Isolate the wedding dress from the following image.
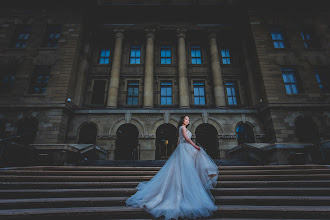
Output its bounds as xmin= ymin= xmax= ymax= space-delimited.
xmin=126 ymin=126 xmax=219 ymax=220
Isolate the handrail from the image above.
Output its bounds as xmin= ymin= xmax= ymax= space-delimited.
xmin=132 ymin=144 xmax=140 ymax=167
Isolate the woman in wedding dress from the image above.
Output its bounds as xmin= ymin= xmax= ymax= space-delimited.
xmin=126 ymin=115 xmax=219 ymax=220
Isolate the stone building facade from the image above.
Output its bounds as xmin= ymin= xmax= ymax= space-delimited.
xmin=0 ymin=0 xmax=329 ymax=163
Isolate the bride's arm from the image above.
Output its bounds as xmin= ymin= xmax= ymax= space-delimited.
xmin=181 ymin=126 xmax=200 ymax=151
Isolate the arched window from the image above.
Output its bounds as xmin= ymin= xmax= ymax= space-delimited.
xmin=78 ymin=123 xmax=97 ymax=144
xmin=236 ymin=123 xmax=255 ymax=145
xmin=295 ymin=116 xmax=318 ymax=142
xmin=16 ymin=117 xmax=39 ymax=145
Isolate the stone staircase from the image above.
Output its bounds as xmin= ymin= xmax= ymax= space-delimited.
xmin=0 ymin=164 xmax=330 ymax=219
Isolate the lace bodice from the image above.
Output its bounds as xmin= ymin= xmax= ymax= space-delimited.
xmin=179 ymin=126 xmax=192 ymax=143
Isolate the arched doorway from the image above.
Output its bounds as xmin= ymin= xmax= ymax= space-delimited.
xmin=156 ymin=123 xmax=178 ymax=160
xmin=78 ymin=123 xmax=97 ymax=144
xmin=195 ymin=123 xmax=219 ymax=159
xmin=16 ymin=116 xmax=39 ymax=145
xmin=236 ymin=123 xmax=255 ymax=145
xmin=295 ymin=116 xmax=319 ymax=142
xmin=115 ymin=123 xmax=139 ymax=160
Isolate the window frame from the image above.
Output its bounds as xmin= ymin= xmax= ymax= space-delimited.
xmin=220 ymin=49 xmax=231 ymax=65
xmin=271 ymin=28 xmax=286 ymax=49
xmin=160 ymin=46 xmax=172 ymax=65
xmin=225 ymin=81 xmax=240 ymax=106
xmin=190 ymin=46 xmax=203 ymax=64
xmin=129 ymin=45 xmax=141 ymax=64
xmin=193 ymin=80 xmax=206 ymax=106
xmin=28 ymin=65 xmax=51 ymax=95
xmin=91 ymin=79 xmax=107 ymax=106
xmin=314 ymin=68 xmax=330 ymax=93
xmin=160 ymin=80 xmax=173 ymax=106
xmin=126 ymin=81 xmax=139 ymax=106
xmin=98 ymin=49 xmax=111 ymax=65
xmin=42 ymin=24 xmax=61 ymax=48
xmin=13 ymin=25 xmax=31 ymax=48
xmin=281 ymin=68 xmax=300 ymax=95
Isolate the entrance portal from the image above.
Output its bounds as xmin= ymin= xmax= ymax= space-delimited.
xmin=156 ymin=124 xmax=178 ymax=160
xmin=115 ymin=123 xmax=139 ymax=160
xmin=195 ymin=123 xmax=219 ymax=159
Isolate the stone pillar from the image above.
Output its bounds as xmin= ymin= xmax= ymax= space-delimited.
xmin=209 ymin=33 xmax=226 ymax=107
xmin=107 ymin=29 xmax=124 ymax=108
xmin=177 ymin=28 xmax=190 ymax=108
xmin=143 ymin=29 xmax=155 ymax=108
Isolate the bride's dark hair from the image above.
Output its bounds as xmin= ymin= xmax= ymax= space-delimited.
xmin=178 ymin=115 xmax=189 ymax=130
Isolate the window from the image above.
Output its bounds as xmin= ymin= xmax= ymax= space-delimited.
xmin=226 ymin=82 xmax=239 ymax=105
xmin=281 ymin=68 xmax=299 ymax=94
xmin=0 ymin=73 xmax=15 ymax=93
xmin=127 ymin=81 xmax=139 ymax=105
xmin=191 ymin=46 xmax=202 ymax=64
xmin=236 ymin=123 xmax=255 ymax=145
xmin=315 ymin=69 xmax=329 ymax=93
xmin=221 ymin=49 xmax=231 ymax=64
xmin=130 ymin=46 xmax=141 ymax=64
xmin=13 ymin=26 xmax=31 ymax=48
xmin=301 ymin=31 xmax=312 ymax=48
xmin=193 ymin=81 xmax=206 ymax=105
xmin=160 ymin=81 xmax=172 ymax=105
xmin=271 ymin=29 xmax=285 ymax=48
xmin=43 ymin=25 xmax=61 ymax=47
xmin=28 ymin=66 xmax=51 ymax=94
xmin=160 ymin=46 xmax=171 ymax=64
xmin=99 ymin=49 xmax=110 ymax=64
xmin=91 ymin=80 xmax=106 ymax=105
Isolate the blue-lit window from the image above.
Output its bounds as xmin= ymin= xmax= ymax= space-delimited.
xmin=130 ymin=46 xmax=141 ymax=64
xmin=226 ymin=82 xmax=239 ymax=105
xmin=236 ymin=123 xmax=255 ymax=145
xmin=282 ymin=68 xmax=298 ymax=94
xmin=161 ymin=46 xmax=171 ymax=64
xmin=43 ymin=25 xmax=61 ymax=47
xmin=221 ymin=49 xmax=231 ymax=64
xmin=315 ymin=69 xmax=329 ymax=93
xmin=14 ymin=26 xmax=31 ymax=48
xmin=29 ymin=66 xmax=51 ymax=94
xmin=99 ymin=49 xmax=110 ymax=64
xmin=127 ymin=81 xmax=139 ymax=105
xmin=193 ymin=81 xmax=206 ymax=105
xmin=160 ymin=81 xmax=172 ymax=105
xmin=301 ymin=31 xmax=312 ymax=48
xmin=271 ymin=29 xmax=285 ymax=48
xmin=191 ymin=46 xmax=202 ymax=64
xmin=0 ymin=74 xmax=15 ymax=93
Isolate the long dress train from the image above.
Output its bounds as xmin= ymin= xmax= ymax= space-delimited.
xmin=126 ymin=126 xmax=219 ymax=220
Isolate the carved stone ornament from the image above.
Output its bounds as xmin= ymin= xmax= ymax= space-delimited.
xmin=145 ymin=28 xmax=156 ymax=39
xmin=138 ymin=134 xmax=156 ymax=139
xmin=114 ymin=29 xmax=125 ymax=39
xmin=218 ymin=135 xmax=236 ymax=139
xmin=176 ymin=27 xmax=187 ymax=38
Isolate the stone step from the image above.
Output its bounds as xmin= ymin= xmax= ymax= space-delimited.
xmin=1 ymin=187 xmax=330 ymax=199
xmin=1 ymin=180 xmax=330 ymax=189
xmin=1 ymin=168 xmax=329 ymax=176
xmin=0 ymin=205 xmax=330 ymax=219
xmin=1 ymin=196 xmax=330 ymax=209
xmin=4 ymin=164 xmax=329 ymax=171
xmin=1 ymin=174 xmax=330 ymax=182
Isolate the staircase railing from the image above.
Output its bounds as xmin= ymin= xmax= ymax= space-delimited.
xmin=0 ymin=135 xmax=21 ymax=161
xmin=132 ymin=144 xmax=140 ymax=167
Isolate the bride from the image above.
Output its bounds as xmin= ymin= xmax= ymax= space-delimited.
xmin=126 ymin=115 xmax=219 ymax=219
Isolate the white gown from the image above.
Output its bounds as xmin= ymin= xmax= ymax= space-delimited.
xmin=126 ymin=126 xmax=219 ymax=220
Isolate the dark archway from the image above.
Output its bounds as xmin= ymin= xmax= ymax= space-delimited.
xmin=16 ymin=116 xmax=39 ymax=145
xmin=156 ymin=123 xmax=178 ymax=160
xmin=236 ymin=123 xmax=255 ymax=145
xmin=78 ymin=123 xmax=97 ymax=144
xmin=196 ymin=123 xmax=219 ymax=159
xmin=295 ymin=116 xmax=319 ymax=142
xmin=115 ymin=123 xmax=139 ymax=160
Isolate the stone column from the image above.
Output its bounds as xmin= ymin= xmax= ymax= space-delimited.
xmin=177 ymin=28 xmax=190 ymax=108
xmin=143 ymin=29 xmax=155 ymax=108
xmin=209 ymin=33 xmax=226 ymax=107
xmin=107 ymin=29 xmax=124 ymax=108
